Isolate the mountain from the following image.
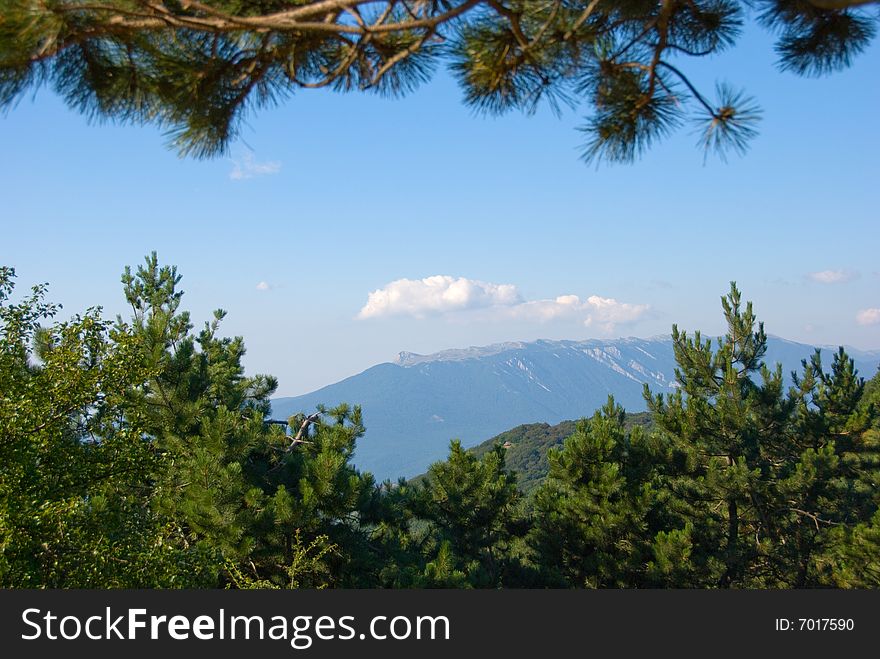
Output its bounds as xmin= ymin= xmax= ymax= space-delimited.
xmin=419 ymin=412 xmax=653 ymax=496
xmin=271 ymin=337 xmax=880 ymax=481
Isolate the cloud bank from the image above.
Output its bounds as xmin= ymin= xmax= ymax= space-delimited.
xmin=807 ymin=269 xmax=859 ymax=284
xmin=358 ymin=275 xmax=521 ymax=319
xmin=856 ymin=308 xmax=880 ymax=326
xmin=508 ymin=294 xmax=650 ymax=332
xmin=358 ymin=276 xmax=649 ymax=332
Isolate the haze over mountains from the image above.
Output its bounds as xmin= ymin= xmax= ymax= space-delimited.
xmin=271 ymin=337 xmax=880 ymax=481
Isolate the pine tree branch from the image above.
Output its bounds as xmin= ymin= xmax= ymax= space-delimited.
xmin=657 ymin=61 xmax=716 ymax=116
xmin=5 ymin=1 xmax=875 ymax=161
xmin=564 ymin=0 xmax=602 ymax=41
xmin=805 ymin=0 xmax=879 ymax=8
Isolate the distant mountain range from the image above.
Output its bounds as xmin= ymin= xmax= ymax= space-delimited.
xmin=271 ymin=337 xmax=880 ymax=481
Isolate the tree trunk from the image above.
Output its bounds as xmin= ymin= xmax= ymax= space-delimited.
xmin=719 ymin=497 xmax=739 ymax=588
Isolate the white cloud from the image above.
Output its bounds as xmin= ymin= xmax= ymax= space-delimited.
xmin=256 ymin=281 xmax=271 ymax=291
xmin=807 ymin=269 xmax=859 ymax=284
xmin=584 ymin=295 xmax=650 ymax=330
xmin=357 ymin=275 xmax=650 ymax=332
xmin=229 ymin=152 xmax=281 ymax=180
xmin=508 ymin=294 xmax=649 ymax=332
xmin=358 ymin=275 xmax=521 ymax=319
xmin=856 ymin=308 xmax=880 ymax=326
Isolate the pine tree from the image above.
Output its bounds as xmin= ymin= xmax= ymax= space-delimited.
xmin=244 ymin=403 xmax=392 ymax=587
xmin=811 ymin=365 xmax=880 ymax=586
xmin=118 ymin=253 xmax=390 ymax=588
xmin=646 ymin=282 xmax=879 ymax=587
xmin=119 ymin=253 xmax=277 ymax=571
xmin=411 ymin=440 xmax=523 ymax=587
xmin=1 ymin=2 xmax=875 ymax=161
xmin=530 ymin=397 xmax=665 ymax=587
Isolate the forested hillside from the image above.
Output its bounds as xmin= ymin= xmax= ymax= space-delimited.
xmin=2 ymin=256 xmax=879 ymax=588
xmin=418 ymin=412 xmax=652 ymax=495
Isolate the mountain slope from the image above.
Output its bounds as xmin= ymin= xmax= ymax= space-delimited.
xmin=462 ymin=412 xmax=652 ymax=496
xmin=271 ymin=337 xmax=880 ymax=481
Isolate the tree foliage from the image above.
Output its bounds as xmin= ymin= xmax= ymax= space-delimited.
xmin=115 ymin=253 xmax=392 ymax=588
xmin=410 ymin=440 xmax=525 ymax=586
xmin=1 ymin=256 xmax=387 ymax=588
xmin=1 ymin=260 xmax=877 ymax=588
xmin=1 ymin=1 xmax=876 ymax=161
xmin=531 ymin=399 xmax=664 ymax=587
xmin=0 ymin=265 xmax=212 ymax=586
xmin=643 ymin=283 xmax=879 ymax=587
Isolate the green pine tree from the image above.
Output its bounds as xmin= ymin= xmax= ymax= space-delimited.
xmin=530 ymin=397 xmax=665 ymax=587
xmin=117 ymin=254 xmax=393 ymax=588
xmin=411 ymin=440 xmax=524 ymax=587
xmin=646 ymin=282 xmax=879 ymax=587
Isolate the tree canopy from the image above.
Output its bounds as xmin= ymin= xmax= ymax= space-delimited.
xmin=1 ymin=1 xmax=876 ymax=161
xmin=2 ymin=259 xmax=878 ymax=588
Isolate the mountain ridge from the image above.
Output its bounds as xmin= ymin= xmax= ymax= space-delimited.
xmin=271 ymin=336 xmax=880 ymax=481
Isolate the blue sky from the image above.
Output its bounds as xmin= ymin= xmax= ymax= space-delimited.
xmin=1 ymin=20 xmax=878 ymax=396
